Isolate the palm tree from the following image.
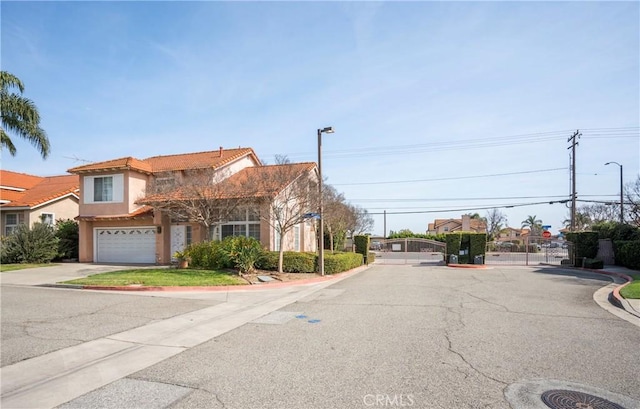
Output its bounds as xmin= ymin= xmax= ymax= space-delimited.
xmin=521 ymin=215 xmax=542 ymax=235
xmin=1 ymin=71 xmax=50 ymax=159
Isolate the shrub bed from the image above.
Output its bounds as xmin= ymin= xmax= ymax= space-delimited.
xmin=613 ymin=240 xmax=640 ymax=270
xmin=256 ymin=252 xmax=317 ymax=273
xmin=324 ymin=252 xmax=363 ymax=274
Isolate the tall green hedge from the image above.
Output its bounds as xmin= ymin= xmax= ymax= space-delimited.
xmin=445 ymin=233 xmax=461 ymax=264
xmin=613 ymin=240 xmax=640 ymax=270
xmin=469 ymin=233 xmax=487 ymax=264
xmin=566 ymin=232 xmax=599 ymax=266
xmin=354 ymin=235 xmax=369 ymax=257
xmin=256 ymin=251 xmax=316 ymax=273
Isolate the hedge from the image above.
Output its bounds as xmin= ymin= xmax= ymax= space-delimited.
xmin=583 ymin=258 xmax=604 ymax=269
xmin=256 ymin=251 xmax=316 ymax=273
xmin=324 ymin=252 xmax=363 ymax=274
xmin=354 ymin=235 xmax=369 ymax=258
xmin=613 ymin=240 xmax=640 ymax=270
xmin=445 ymin=233 xmax=461 ymax=264
xmin=445 ymin=233 xmax=486 ymax=264
xmin=565 ymin=232 xmax=599 ymax=266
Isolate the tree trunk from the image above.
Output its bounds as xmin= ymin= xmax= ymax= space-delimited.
xmin=278 ymin=231 xmax=285 ymax=273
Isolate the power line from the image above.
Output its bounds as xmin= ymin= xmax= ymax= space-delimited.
xmin=350 ymin=194 xmax=618 ymax=203
xmin=332 ymin=167 xmax=567 ymax=186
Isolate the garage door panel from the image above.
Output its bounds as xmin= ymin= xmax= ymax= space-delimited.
xmin=96 ymin=228 xmax=156 ymax=263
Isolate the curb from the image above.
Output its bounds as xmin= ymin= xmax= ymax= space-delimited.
xmin=565 ymin=266 xmax=639 ymax=317
xmin=446 ymin=263 xmax=488 ymax=269
xmin=53 ymin=264 xmax=370 ymax=292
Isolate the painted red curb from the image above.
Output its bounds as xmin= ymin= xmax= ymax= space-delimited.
xmin=80 ymin=265 xmax=367 ymax=292
xmin=578 ymin=267 xmax=634 ymax=307
xmin=446 ymin=263 xmax=488 ymax=269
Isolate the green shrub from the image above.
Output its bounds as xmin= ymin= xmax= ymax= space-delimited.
xmin=219 ymin=236 xmax=264 ymax=272
xmin=613 ymin=240 xmax=640 ymax=270
xmin=446 ymin=233 xmax=461 ymax=264
xmin=366 ymin=252 xmax=376 ymax=264
xmin=354 ymin=235 xmax=369 ymax=257
xmin=324 ymin=252 xmax=363 ymax=274
xmin=592 ymin=222 xmax=640 ymax=241
xmin=469 ymin=233 xmax=487 ymax=261
xmin=186 ymin=241 xmax=222 ymax=270
xmin=1 ymin=223 xmax=59 ymax=264
xmin=256 ymin=251 xmax=317 ymax=273
xmin=566 ymin=232 xmax=599 ymax=266
xmin=583 ymin=258 xmax=604 ymax=269
xmin=55 ymin=219 xmax=79 ymax=260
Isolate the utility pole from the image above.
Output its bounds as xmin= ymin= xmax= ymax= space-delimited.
xmin=567 ymin=130 xmax=581 ymax=231
xmin=383 ymin=210 xmax=387 ymax=238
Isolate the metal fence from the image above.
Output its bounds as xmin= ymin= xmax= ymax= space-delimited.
xmin=373 ymin=238 xmax=446 ymax=265
xmin=485 ymin=236 xmax=572 ymax=266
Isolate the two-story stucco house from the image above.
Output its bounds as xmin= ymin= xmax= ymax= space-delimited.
xmin=0 ymin=170 xmax=79 ymax=235
xmin=68 ymin=147 xmax=319 ymax=264
xmin=426 ymin=214 xmax=487 ymax=235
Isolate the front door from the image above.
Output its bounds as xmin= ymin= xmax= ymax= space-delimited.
xmin=170 ymin=225 xmax=187 ymax=261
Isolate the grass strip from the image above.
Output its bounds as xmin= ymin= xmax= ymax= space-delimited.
xmin=63 ymin=268 xmax=246 ymax=287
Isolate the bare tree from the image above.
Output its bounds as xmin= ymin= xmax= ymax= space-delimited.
xmin=625 ymin=175 xmax=640 ymax=226
xmin=350 ymin=205 xmax=374 ymax=235
xmin=139 ymin=168 xmax=250 ymax=236
xmin=485 ymin=208 xmax=507 ymax=241
xmin=323 ymin=185 xmax=353 ymax=252
xmin=243 ymin=163 xmax=318 ymax=273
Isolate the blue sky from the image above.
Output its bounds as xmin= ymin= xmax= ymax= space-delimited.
xmin=2 ymin=1 xmax=638 ymax=235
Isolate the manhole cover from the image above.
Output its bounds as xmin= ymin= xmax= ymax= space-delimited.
xmin=541 ymin=390 xmax=627 ymax=409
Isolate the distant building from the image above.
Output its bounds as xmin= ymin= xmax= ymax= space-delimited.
xmin=426 ymin=214 xmax=487 ymax=235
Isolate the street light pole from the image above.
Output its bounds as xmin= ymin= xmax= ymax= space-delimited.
xmin=605 ymin=161 xmax=624 ymax=223
xmin=317 ymin=126 xmax=334 ymax=276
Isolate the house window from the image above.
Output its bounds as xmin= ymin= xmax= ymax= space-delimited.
xmin=185 ymin=225 xmax=192 ymax=246
xmin=248 ymin=224 xmax=261 ymax=240
xmin=444 ymin=227 xmax=449 ymax=232
xmin=84 ymin=174 xmax=123 ymax=203
xmin=40 ymin=213 xmax=54 ymax=225
xmin=221 ymin=224 xmax=246 ymax=239
xmin=294 ymin=225 xmax=300 ymax=251
xmin=5 ymin=213 xmax=21 ymax=235
xmin=219 ymin=207 xmax=260 ymax=241
xmin=94 ymin=177 xmax=113 ymax=202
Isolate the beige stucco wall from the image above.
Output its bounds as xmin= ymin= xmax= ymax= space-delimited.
xmin=79 ymin=172 xmax=129 ymax=216
xmin=28 ymin=196 xmax=79 ymax=226
xmin=126 ymin=171 xmax=148 ymax=213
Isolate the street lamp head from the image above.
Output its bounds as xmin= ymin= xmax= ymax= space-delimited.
xmin=605 ymin=161 xmax=621 ymax=167
xmin=319 ymin=126 xmax=334 ymax=134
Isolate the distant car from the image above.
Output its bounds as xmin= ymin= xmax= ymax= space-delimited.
xmin=561 ymin=243 xmax=569 ymax=249
xmin=370 ymin=241 xmax=382 ymax=251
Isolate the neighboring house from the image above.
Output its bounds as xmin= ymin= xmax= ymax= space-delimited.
xmin=68 ymin=147 xmax=319 ymax=264
xmin=497 ymin=227 xmax=529 ymax=241
xmin=426 ymin=214 xmax=487 ymax=235
xmin=0 ymin=170 xmax=79 ymax=236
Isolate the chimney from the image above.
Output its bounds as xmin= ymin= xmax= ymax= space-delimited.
xmin=462 ymin=214 xmax=471 ymax=231
xmin=219 ymin=146 xmax=223 ymax=157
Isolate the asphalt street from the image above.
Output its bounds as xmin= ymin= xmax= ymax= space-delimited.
xmin=2 ymin=263 xmax=639 ymax=409
xmin=124 ymin=265 xmax=639 ymax=409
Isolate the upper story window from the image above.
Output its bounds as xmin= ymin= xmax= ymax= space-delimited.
xmin=84 ymin=174 xmax=124 ymax=204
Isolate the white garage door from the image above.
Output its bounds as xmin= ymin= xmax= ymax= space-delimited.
xmin=96 ymin=227 xmax=157 ymax=263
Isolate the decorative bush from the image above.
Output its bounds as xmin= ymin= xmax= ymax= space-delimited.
xmin=469 ymin=233 xmax=487 ymax=263
xmin=256 ymin=251 xmax=317 ymax=273
xmin=366 ymin=252 xmax=376 ymax=264
xmin=592 ymin=222 xmax=640 ymax=241
xmin=324 ymin=252 xmax=363 ymax=274
xmin=1 ymin=222 xmax=59 ymax=264
xmin=583 ymin=258 xmax=604 ymax=269
xmin=186 ymin=241 xmax=222 ymax=270
xmin=354 ymin=235 xmax=369 ymax=258
xmin=566 ymin=232 xmax=599 ymax=266
xmin=54 ymin=219 xmax=79 ymax=260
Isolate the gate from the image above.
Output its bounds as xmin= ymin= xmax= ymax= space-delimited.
xmin=485 ymin=236 xmax=571 ymax=266
xmin=374 ymin=238 xmax=446 ymax=265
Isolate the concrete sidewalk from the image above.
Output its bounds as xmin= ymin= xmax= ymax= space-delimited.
xmin=583 ymin=264 xmax=640 ymax=318
xmin=0 ymin=263 xmax=368 ymax=409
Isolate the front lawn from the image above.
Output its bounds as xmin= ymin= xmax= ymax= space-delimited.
xmin=1 ymin=263 xmax=56 ymax=272
xmin=62 ymin=268 xmax=247 ymax=287
xmin=620 ymin=274 xmax=640 ymax=299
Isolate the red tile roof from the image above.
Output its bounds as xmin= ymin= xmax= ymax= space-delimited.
xmin=68 ymin=148 xmax=260 ymax=174
xmin=137 ymin=162 xmax=316 ymax=204
xmin=75 ymin=206 xmax=154 ymax=221
xmin=0 ymin=171 xmax=79 ymax=208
